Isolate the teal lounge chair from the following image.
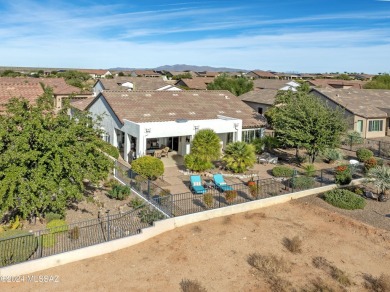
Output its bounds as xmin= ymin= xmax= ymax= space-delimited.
xmin=213 ymin=174 xmax=233 ymax=192
xmin=190 ymin=175 xmax=206 ymax=194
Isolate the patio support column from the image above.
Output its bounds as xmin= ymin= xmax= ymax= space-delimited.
xmin=124 ymin=133 xmax=131 ymax=163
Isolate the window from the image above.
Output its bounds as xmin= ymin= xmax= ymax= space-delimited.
xmin=101 ymin=132 xmax=110 ymax=143
xmin=257 ymin=107 xmax=263 ymax=114
xmin=241 ymin=128 xmax=262 ymax=143
xmin=368 ymin=120 xmax=383 ymax=132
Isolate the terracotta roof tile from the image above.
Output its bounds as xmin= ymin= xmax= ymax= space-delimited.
xmin=0 ymin=83 xmax=44 ymax=112
xmin=240 ymin=89 xmax=278 ymax=105
xmin=94 ymin=90 xmax=266 ymax=128
xmin=175 ymin=77 xmax=215 ymax=90
xmin=99 ymin=77 xmax=169 ymax=91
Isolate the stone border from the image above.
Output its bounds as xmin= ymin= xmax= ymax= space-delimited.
xmin=0 ymin=179 xmax=363 ymax=277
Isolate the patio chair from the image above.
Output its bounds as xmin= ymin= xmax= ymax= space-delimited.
xmin=213 ymin=174 xmax=233 ymax=192
xmin=154 ymin=149 xmax=163 ymax=158
xmin=161 ymin=147 xmax=169 ymax=158
xmin=190 ymin=175 xmax=207 ymax=194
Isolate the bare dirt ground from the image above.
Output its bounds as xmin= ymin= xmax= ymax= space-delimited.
xmin=3 ymin=200 xmax=390 ymax=292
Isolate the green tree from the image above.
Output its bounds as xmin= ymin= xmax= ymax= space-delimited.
xmin=207 ymin=73 xmax=253 ymax=96
xmin=118 ymin=72 xmax=125 ymax=76
xmin=172 ymin=72 xmax=192 ymax=80
xmin=270 ymin=90 xmax=346 ymax=163
xmin=0 ymin=89 xmax=113 ymax=221
xmin=223 ymin=142 xmax=256 ymax=173
xmin=131 ymin=156 xmax=164 ymax=180
xmin=184 ymin=129 xmax=221 ymax=171
xmin=364 ymin=74 xmax=390 ymax=89
xmin=0 ymin=70 xmax=22 ymax=77
xmin=57 ymin=70 xmax=91 ymax=89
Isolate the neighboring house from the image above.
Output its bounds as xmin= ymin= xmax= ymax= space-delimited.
xmin=311 ymin=88 xmax=390 ymax=138
xmin=308 ymin=79 xmax=366 ymax=89
xmin=0 ymin=77 xmax=91 ymax=111
xmin=195 ymin=71 xmax=220 ymax=78
xmin=84 ymin=90 xmax=266 ymax=162
xmin=246 ymin=70 xmax=278 ymax=79
xmin=0 ymin=82 xmax=44 ymax=113
xmin=77 ymin=69 xmax=112 ymax=79
xmin=93 ymin=77 xmax=181 ymax=96
xmin=163 ymin=71 xmax=198 ymax=79
xmin=175 ymin=77 xmax=215 ymax=90
xmin=253 ymin=79 xmax=300 ymax=91
xmin=130 ymin=70 xmax=162 ymax=78
xmin=274 ymin=72 xmax=299 ymax=80
xmin=240 ymin=89 xmax=278 ymax=115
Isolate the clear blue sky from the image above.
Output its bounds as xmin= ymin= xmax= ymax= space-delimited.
xmin=1 ymin=0 xmax=389 ymax=73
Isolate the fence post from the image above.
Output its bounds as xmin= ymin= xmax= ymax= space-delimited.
xmin=106 ymin=210 xmax=111 ymax=241
xmin=320 ymin=169 xmax=323 ymax=186
xmin=256 ymin=179 xmax=259 ymax=200
xmin=147 ymin=180 xmax=151 ymax=199
xmin=379 ymin=141 xmax=381 ymax=157
xmin=350 ymin=135 xmax=353 ymax=151
xmin=170 ymin=195 xmax=174 ymax=217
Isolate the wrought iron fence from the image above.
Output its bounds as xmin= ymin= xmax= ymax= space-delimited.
xmin=340 ymin=135 xmax=390 ymax=159
xmin=0 ymin=204 xmax=161 ymax=268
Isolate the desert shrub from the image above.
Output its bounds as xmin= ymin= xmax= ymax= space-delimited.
xmin=203 ymin=193 xmax=213 ymax=208
xmin=222 ymin=141 xmax=256 ymax=173
xmin=40 ymin=219 xmax=68 ymax=248
xmin=184 ymin=154 xmax=213 ymax=172
xmin=303 ymin=164 xmax=316 ymax=176
xmin=312 ymin=256 xmax=351 ymax=287
xmin=68 ymin=226 xmax=80 ymax=241
xmin=323 ymin=189 xmax=366 ymax=210
xmin=365 ymin=273 xmax=390 ymax=292
xmin=321 ymin=148 xmax=344 ymax=163
xmin=356 ymin=148 xmax=373 ymax=162
xmin=353 ymin=187 xmax=364 ymax=196
xmin=364 ymin=157 xmax=378 ymax=172
xmin=248 ymin=184 xmax=261 ymax=199
xmin=128 ymin=197 xmax=144 ymax=209
xmin=247 ymin=253 xmax=291 ymax=274
xmin=103 ymin=178 xmax=119 ymax=188
xmin=180 ymin=279 xmax=207 ymax=292
xmin=138 ymin=208 xmax=164 ymax=224
xmin=344 ymin=130 xmax=364 ymax=146
xmin=283 ymin=236 xmax=302 ymax=254
xmin=334 ymin=165 xmax=352 ymax=185
xmin=107 ymin=184 xmax=131 ymax=200
xmin=0 ymin=230 xmax=38 ymax=267
xmin=225 ymin=190 xmax=238 ymax=203
xmin=133 ymin=175 xmax=147 ymax=190
xmin=272 ymin=166 xmax=294 ymax=177
xmin=290 ymin=176 xmax=315 ymax=190
xmin=45 ymin=212 xmax=63 ymax=223
xmin=131 ymin=156 xmax=164 ymax=180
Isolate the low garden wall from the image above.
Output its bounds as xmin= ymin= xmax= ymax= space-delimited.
xmin=0 ymin=179 xmax=363 ymax=277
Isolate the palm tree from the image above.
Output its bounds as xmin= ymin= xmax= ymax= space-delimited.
xmin=223 ymin=142 xmax=256 ymax=173
xmin=367 ymin=165 xmax=390 ymax=195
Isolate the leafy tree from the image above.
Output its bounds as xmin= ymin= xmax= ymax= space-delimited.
xmin=118 ymin=72 xmax=125 ymax=76
xmin=0 ymin=70 xmax=22 ymax=77
xmin=207 ymin=73 xmax=253 ymax=96
xmin=172 ymin=72 xmax=192 ymax=80
xmin=270 ymin=90 xmax=346 ymax=163
xmin=223 ymin=142 xmax=256 ymax=173
xmin=0 ymin=89 xmax=113 ymax=221
xmin=184 ymin=129 xmax=221 ymax=171
xmin=335 ymin=74 xmax=351 ymax=80
xmin=131 ymin=156 xmax=164 ymax=180
xmin=364 ymin=74 xmax=390 ymax=89
xmin=57 ymin=70 xmax=91 ymax=89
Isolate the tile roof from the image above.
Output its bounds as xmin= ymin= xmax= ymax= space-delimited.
xmin=239 ymin=89 xmax=278 ymax=105
xmin=308 ymin=79 xmax=366 ymax=89
xmin=0 ymin=83 xmax=44 ymax=112
xmin=312 ymin=88 xmax=390 ymax=118
xmin=98 ymin=77 xmax=170 ymax=91
xmin=248 ymin=70 xmax=278 ymax=78
xmin=0 ymin=77 xmax=88 ymax=95
xmin=175 ymin=77 xmax=215 ymax=90
xmin=253 ymin=79 xmax=294 ymax=90
xmin=91 ymin=90 xmax=266 ymax=128
xmin=133 ymin=70 xmax=161 ymax=77
xmin=71 ymin=96 xmax=95 ymax=111
xmin=77 ymin=69 xmax=110 ymax=75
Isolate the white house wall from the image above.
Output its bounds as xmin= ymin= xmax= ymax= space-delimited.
xmin=88 ymin=97 xmax=123 ymax=147
xmin=93 ymin=81 xmax=104 ymax=96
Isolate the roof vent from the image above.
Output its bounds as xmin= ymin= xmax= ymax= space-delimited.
xmin=193 ymin=93 xmax=199 ymax=96
xmin=169 ymin=112 xmax=176 ymax=116
xmin=236 ymin=110 xmax=242 ymax=113
xmin=121 ymin=94 xmax=128 ymax=97
xmin=225 ymin=95 xmax=230 ymax=99
xmin=173 ymin=93 xmax=178 ymax=96
xmin=145 ymin=93 xmax=151 ymax=97
xmin=143 ymin=113 xmax=151 ymax=117
xmin=219 ymin=93 xmax=224 ymax=96
xmin=218 ymin=111 xmax=225 ymax=114
xmin=189 ymin=112 xmax=196 ymax=115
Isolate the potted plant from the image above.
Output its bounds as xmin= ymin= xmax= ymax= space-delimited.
xmin=335 ymin=165 xmax=352 ymax=185
xmin=225 ymin=190 xmax=238 ymax=204
xmin=247 ymin=174 xmax=256 ymax=186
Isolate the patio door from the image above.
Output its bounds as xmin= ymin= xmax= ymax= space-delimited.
xmin=168 ymin=137 xmax=179 ymax=151
xmin=356 ymin=120 xmax=363 ymax=134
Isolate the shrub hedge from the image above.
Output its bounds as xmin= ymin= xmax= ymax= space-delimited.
xmin=131 ymin=156 xmax=164 ymax=180
xmin=290 ymin=176 xmax=315 ymax=190
xmin=0 ymin=230 xmax=38 ymax=267
xmin=323 ymin=189 xmax=366 ymax=210
xmin=356 ymin=148 xmax=373 ymax=162
xmin=99 ymin=141 xmax=119 ymax=159
xmin=107 ymin=184 xmax=131 ymax=200
xmin=272 ymin=166 xmax=294 ymax=177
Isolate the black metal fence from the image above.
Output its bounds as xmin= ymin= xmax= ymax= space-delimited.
xmin=0 ymin=204 xmax=161 ymax=268
xmin=341 ymin=135 xmax=390 ymax=159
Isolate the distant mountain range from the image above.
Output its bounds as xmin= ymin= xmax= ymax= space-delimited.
xmin=110 ymin=64 xmax=249 ymax=73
